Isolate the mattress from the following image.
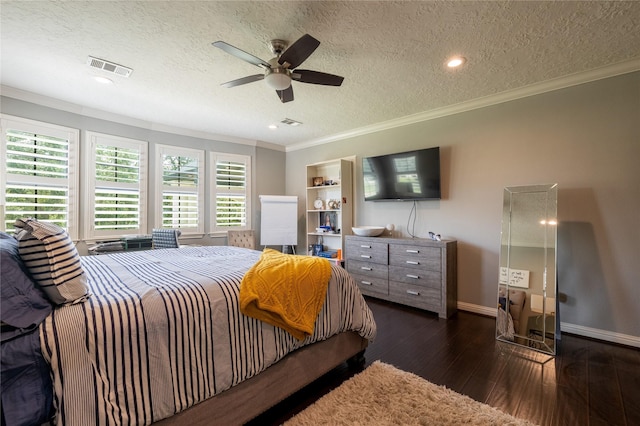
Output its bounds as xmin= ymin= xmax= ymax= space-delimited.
xmin=39 ymin=246 xmax=376 ymax=425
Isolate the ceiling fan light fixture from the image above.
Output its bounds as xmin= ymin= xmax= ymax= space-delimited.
xmin=265 ymin=70 xmax=291 ymax=90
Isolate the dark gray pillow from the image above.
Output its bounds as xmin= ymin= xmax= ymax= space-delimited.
xmin=14 ymin=219 xmax=89 ymax=305
xmin=0 ymin=232 xmax=52 ymax=339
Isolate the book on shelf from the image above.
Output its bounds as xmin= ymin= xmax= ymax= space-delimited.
xmin=317 ymin=250 xmax=338 ymax=258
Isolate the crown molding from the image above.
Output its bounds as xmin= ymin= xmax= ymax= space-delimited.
xmin=255 ymin=139 xmax=286 ymax=152
xmin=3 ymin=57 xmax=638 ymax=154
xmin=286 ymin=58 xmax=640 ymax=152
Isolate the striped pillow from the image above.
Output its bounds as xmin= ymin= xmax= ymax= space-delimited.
xmin=14 ymin=218 xmax=89 ymax=305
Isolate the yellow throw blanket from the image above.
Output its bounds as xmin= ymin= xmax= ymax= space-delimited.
xmin=240 ymin=248 xmax=332 ymax=340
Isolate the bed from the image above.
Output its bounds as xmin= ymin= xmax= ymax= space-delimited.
xmin=1 ymin=236 xmax=376 ymax=426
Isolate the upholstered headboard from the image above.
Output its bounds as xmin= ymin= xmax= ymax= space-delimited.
xmin=227 ymin=230 xmax=256 ymax=250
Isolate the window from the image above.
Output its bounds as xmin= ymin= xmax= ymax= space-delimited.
xmin=211 ymin=153 xmax=251 ymax=232
xmin=84 ymin=132 xmax=148 ymax=240
xmin=156 ymin=145 xmax=204 ymax=235
xmin=0 ymin=115 xmax=79 ymax=239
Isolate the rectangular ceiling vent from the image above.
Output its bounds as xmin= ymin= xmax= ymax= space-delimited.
xmin=281 ymin=118 xmax=302 ymax=127
xmin=87 ymin=56 xmax=133 ymax=77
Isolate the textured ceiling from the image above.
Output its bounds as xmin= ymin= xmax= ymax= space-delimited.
xmin=1 ymin=1 xmax=639 ymax=148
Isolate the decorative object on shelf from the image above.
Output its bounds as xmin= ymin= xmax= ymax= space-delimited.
xmin=320 ymin=212 xmax=337 ymax=231
xmin=385 ymin=223 xmax=395 ymax=236
xmin=314 ymin=197 xmax=324 ymax=209
xmin=317 ymin=250 xmax=338 ymax=258
xmin=327 ymin=199 xmax=340 ymax=210
xmin=351 ymin=226 xmax=385 ymax=237
xmin=324 ymin=179 xmax=334 ymax=185
xmin=428 ymin=231 xmax=441 ymax=241
xmin=313 ymin=177 xmax=324 ymax=187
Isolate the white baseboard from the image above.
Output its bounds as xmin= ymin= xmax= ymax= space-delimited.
xmin=559 ymin=323 xmax=640 ymax=348
xmin=457 ymin=301 xmax=497 ymax=317
xmin=457 ymin=302 xmax=640 ymax=348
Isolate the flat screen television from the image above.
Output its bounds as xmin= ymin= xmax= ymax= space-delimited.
xmin=363 ymin=147 xmax=441 ymax=201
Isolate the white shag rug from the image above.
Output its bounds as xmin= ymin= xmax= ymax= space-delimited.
xmin=284 ymin=361 xmax=537 ymax=426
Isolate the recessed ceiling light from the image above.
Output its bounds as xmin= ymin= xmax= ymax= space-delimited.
xmin=93 ymin=76 xmax=113 ymax=84
xmin=446 ymin=56 xmax=466 ymax=68
xmin=268 ymin=124 xmax=278 ymax=130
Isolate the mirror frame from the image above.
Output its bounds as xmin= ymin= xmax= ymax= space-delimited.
xmin=496 ymin=183 xmax=558 ymax=355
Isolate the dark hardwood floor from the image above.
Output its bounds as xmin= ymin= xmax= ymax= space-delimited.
xmin=248 ymin=297 xmax=640 ymax=426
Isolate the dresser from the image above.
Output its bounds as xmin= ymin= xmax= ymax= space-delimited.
xmin=345 ymin=235 xmax=457 ymax=319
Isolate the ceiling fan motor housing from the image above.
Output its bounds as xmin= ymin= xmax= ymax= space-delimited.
xmin=269 ymin=39 xmax=288 ymax=56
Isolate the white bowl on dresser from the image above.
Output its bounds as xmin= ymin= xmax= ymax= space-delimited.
xmin=351 ymin=226 xmax=385 ymax=237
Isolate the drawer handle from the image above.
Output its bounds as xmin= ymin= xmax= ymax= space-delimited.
xmin=406 ymin=260 xmax=419 ymax=265
xmin=360 ymin=266 xmax=372 ymax=271
xmin=406 ymin=290 xmax=420 ymax=296
xmin=361 ymin=281 xmax=373 ymax=286
xmin=360 ymin=245 xmax=372 ymax=248
xmin=406 ymin=274 xmax=420 ymax=279
xmin=406 ymin=249 xmax=420 ymax=253
xmin=360 ymin=255 xmax=371 ymax=259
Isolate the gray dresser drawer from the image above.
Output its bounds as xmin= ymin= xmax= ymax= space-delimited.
xmin=350 ymin=272 xmax=389 ymax=297
xmin=345 ymin=240 xmax=388 ymax=264
xmin=389 ymin=265 xmax=441 ymax=289
xmin=347 ymin=259 xmax=388 ymax=280
xmin=389 ymin=244 xmax=441 ymax=271
xmin=389 ymin=281 xmax=441 ymax=312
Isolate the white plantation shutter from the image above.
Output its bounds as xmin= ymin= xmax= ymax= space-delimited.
xmin=1 ymin=115 xmax=79 ymax=239
xmin=156 ymin=145 xmax=204 ymax=234
xmin=84 ymin=132 xmax=148 ymax=239
xmin=211 ymin=153 xmax=251 ymax=232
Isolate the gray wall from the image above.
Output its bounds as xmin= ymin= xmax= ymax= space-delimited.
xmin=286 ymin=72 xmax=640 ymax=340
xmin=0 ymin=96 xmax=287 ymax=250
xmin=3 ymin=72 xmax=637 ymax=342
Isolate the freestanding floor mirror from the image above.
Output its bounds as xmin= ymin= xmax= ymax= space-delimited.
xmin=496 ymin=184 xmax=558 ymax=355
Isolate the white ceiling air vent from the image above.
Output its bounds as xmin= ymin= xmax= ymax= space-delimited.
xmin=87 ymin=56 xmax=133 ymax=77
xmin=280 ymin=118 xmax=302 ymax=127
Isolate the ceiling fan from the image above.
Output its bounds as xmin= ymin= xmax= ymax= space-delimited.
xmin=212 ymin=34 xmax=344 ymax=103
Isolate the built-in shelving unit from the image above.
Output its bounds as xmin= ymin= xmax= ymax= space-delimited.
xmin=305 ymin=159 xmax=353 ymax=259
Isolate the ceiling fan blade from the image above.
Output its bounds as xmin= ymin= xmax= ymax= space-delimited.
xmin=212 ymin=41 xmax=271 ymax=69
xmin=278 ymin=34 xmax=320 ymax=69
xmin=292 ymin=69 xmax=344 ymax=86
xmin=221 ymin=74 xmax=264 ymax=88
xmin=276 ymin=86 xmax=294 ymax=103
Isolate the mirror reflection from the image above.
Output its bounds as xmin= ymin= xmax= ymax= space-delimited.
xmin=496 ymin=184 xmax=558 ymax=355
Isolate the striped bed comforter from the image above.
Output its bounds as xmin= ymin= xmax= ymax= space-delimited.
xmin=40 ymin=246 xmax=376 ymax=425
